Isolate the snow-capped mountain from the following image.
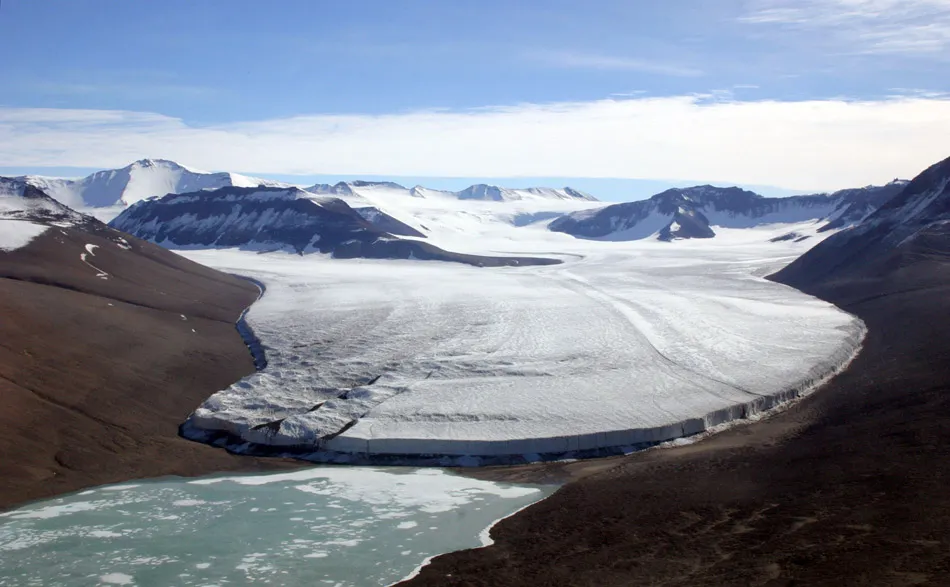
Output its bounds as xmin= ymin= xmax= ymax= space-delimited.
xmin=774 ymin=156 xmax=950 ymax=288
xmin=452 ymin=184 xmax=597 ymax=202
xmin=19 ymin=159 xmax=597 ymax=233
xmin=109 ymin=186 xmax=559 ymax=267
xmin=20 ymin=159 xmax=289 ymax=210
xmin=549 ymin=184 xmax=905 ymax=242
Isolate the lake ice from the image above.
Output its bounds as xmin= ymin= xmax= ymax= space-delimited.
xmin=0 ymin=468 xmax=549 ymax=586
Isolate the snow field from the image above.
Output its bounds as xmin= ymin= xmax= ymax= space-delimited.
xmin=1 ymin=184 xmax=52 ymax=251
xmin=0 ymin=219 xmax=48 ymax=252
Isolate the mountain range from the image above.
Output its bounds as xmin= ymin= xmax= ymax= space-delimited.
xmin=549 ymin=182 xmax=909 ymax=242
xmin=18 ymin=160 xmax=597 ymax=217
xmin=305 ymin=180 xmax=596 ymax=203
xmin=2 ymin=157 xmax=932 ymax=260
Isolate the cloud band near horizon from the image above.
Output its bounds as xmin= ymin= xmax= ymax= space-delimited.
xmin=2 ymin=94 xmax=949 ymax=192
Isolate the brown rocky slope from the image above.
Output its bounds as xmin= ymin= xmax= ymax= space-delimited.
xmin=0 ymin=219 xmax=295 ymax=510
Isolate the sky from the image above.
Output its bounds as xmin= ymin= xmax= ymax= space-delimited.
xmin=1 ymin=0 xmax=950 ymax=200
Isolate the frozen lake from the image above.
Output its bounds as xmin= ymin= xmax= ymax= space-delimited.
xmin=178 ymin=225 xmax=864 ymax=461
xmin=0 ymin=467 xmax=549 ymax=586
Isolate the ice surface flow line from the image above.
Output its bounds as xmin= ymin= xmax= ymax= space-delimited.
xmin=555 ymin=268 xmax=763 ymax=402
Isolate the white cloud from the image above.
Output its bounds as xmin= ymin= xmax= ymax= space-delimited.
xmin=2 ymin=96 xmax=949 ymax=191
xmin=527 ymin=51 xmax=703 ymax=77
xmin=741 ymin=0 xmax=950 ymax=55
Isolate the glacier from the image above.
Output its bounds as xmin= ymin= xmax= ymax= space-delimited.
xmin=178 ymin=214 xmax=864 ymax=463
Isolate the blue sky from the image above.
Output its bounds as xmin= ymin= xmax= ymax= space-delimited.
xmin=2 ymin=0 xmax=950 ymax=199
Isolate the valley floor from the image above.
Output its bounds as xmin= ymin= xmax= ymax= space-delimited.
xmin=399 ymin=254 xmax=950 ymax=586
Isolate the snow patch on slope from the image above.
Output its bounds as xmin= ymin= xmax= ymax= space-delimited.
xmin=0 ymin=220 xmax=48 ymax=252
xmin=80 ymin=243 xmax=109 ymax=279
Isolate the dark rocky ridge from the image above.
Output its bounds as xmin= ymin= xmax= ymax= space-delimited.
xmin=550 ymin=183 xmax=905 ymax=241
xmin=815 ymin=180 xmax=908 ymax=232
xmin=774 ymin=156 xmax=950 ymax=290
xmin=110 ymin=186 xmax=559 ymax=267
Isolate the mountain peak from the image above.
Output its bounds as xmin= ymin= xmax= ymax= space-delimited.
xmin=673 ymin=185 xmax=761 ymax=197
xmin=456 ymin=184 xmax=506 ymax=201
xmin=130 ymin=158 xmax=185 ymax=169
xmin=349 ymin=180 xmax=407 ymax=190
xmin=562 ymin=187 xmax=598 ymax=202
xmin=453 ymin=184 xmax=596 ymax=202
xmin=127 ymin=158 xmax=213 ymax=175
